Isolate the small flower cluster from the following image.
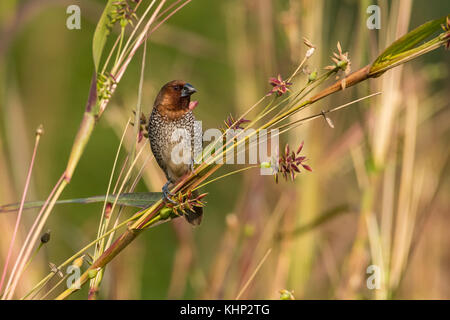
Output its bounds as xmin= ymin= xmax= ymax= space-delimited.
xmin=267 ymin=38 xmax=316 ymax=96
xmin=97 ymin=72 xmax=117 ymax=102
xmin=167 ymin=191 xmax=208 ymax=217
xmin=112 ymin=1 xmax=139 ymax=28
xmin=325 ymin=42 xmax=351 ymax=89
xmin=273 ymin=142 xmax=312 ymax=183
xmin=267 ymin=74 xmax=292 ymax=96
xmin=223 ymin=114 xmax=251 ymax=131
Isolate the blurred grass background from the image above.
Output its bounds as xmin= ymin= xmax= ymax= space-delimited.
xmin=0 ymin=0 xmax=449 ymax=299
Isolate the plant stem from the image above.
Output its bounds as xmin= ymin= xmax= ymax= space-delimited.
xmin=56 ymin=227 xmax=142 ymax=300
xmin=0 ymin=129 xmax=42 ymax=294
xmin=31 ymin=22 xmax=449 ymax=300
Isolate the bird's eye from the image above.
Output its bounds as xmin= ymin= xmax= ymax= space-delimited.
xmin=174 ymin=85 xmax=181 ymax=91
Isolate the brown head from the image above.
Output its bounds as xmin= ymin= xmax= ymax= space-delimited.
xmin=153 ymin=80 xmax=197 ymax=120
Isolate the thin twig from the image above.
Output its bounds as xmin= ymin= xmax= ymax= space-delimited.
xmin=235 ymin=249 xmax=272 ymax=300
xmin=0 ymin=127 xmax=42 ymax=293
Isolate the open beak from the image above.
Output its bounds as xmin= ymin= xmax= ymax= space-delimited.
xmin=181 ymin=83 xmax=197 ymax=97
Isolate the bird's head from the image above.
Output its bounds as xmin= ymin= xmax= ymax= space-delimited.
xmin=154 ymin=80 xmax=198 ymax=119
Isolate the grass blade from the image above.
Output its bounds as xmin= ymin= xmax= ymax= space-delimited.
xmin=0 ymin=192 xmax=163 ymax=213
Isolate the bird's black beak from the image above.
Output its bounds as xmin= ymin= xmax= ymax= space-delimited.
xmin=181 ymin=83 xmax=197 ymax=97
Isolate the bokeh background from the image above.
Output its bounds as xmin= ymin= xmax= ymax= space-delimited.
xmin=0 ymin=0 xmax=449 ymax=299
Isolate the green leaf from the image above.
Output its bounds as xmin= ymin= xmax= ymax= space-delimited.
xmin=371 ymin=15 xmax=449 ymax=73
xmin=0 ymin=192 xmax=163 ymax=213
xmin=92 ymin=0 xmax=116 ymax=71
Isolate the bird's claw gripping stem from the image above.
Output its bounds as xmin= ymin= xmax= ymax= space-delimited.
xmin=162 ymin=181 xmax=177 ymax=204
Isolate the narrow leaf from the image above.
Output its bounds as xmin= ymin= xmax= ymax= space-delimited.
xmin=0 ymin=192 xmax=163 ymax=213
xmin=372 ymin=15 xmax=448 ymax=69
xmin=92 ymin=0 xmax=116 ymax=71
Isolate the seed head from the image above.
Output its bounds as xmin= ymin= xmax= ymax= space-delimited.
xmin=267 ymin=74 xmax=292 ymax=96
xmin=40 ymin=230 xmax=51 ymax=244
xmin=36 ymin=124 xmax=44 ymax=137
xmin=325 ymin=42 xmax=351 ymax=89
xmin=273 ymin=141 xmax=312 ymax=183
xmin=167 ymin=191 xmax=207 ymax=217
xmin=223 ymin=114 xmax=250 ymax=131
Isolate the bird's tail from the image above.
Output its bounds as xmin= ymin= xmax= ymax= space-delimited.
xmin=184 ymin=189 xmax=203 ymax=226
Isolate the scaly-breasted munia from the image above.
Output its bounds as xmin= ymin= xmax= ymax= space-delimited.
xmin=147 ymin=80 xmax=202 ymax=225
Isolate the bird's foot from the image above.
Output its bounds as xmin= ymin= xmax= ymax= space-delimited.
xmin=162 ymin=182 xmax=177 ymax=204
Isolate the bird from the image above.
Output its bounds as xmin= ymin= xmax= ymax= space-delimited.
xmin=147 ymin=80 xmax=203 ymax=225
